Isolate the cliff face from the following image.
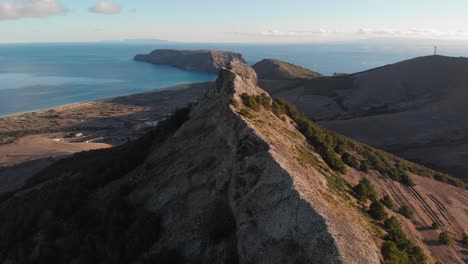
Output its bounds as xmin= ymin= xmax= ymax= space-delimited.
xmin=133 ymin=61 xmax=381 ymax=263
xmin=1 ymin=61 xmax=466 ymax=264
xmin=134 ymin=49 xmax=246 ymax=74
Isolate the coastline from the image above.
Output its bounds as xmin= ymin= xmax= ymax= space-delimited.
xmin=0 ymin=81 xmax=212 ymax=191
xmin=0 ymin=81 xmax=212 ymax=119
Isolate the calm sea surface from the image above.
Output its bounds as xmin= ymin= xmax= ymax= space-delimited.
xmin=0 ymin=41 xmax=467 ymax=116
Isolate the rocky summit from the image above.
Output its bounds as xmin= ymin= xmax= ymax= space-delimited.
xmin=0 ymin=60 xmax=466 ymax=264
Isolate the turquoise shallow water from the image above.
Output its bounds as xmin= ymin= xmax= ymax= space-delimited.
xmin=0 ymin=43 xmax=215 ymax=116
xmin=1 ymin=42 xmax=467 ymax=116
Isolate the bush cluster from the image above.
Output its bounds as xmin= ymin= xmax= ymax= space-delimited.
xmin=270 ymin=97 xmax=467 ymax=189
xmin=462 ymin=233 xmax=468 ymax=246
xmin=353 ymin=177 xmax=376 ymax=202
xmin=341 ymin=152 xmax=361 ymax=169
xmin=272 ymin=98 xmax=346 ymax=173
xmin=380 ymin=195 xmax=394 ymax=210
xmin=368 ymin=201 xmax=388 ymax=220
xmin=439 ymin=232 xmax=452 ymax=245
xmin=382 ymin=217 xmax=427 ymax=264
xmin=240 ymin=93 xmax=271 ymax=111
xmin=399 ymin=205 xmax=415 ymax=219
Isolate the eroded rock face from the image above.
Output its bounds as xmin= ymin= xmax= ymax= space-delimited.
xmin=129 ymin=61 xmax=379 ymax=263
xmin=134 ymin=49 xmax=246 ymax=74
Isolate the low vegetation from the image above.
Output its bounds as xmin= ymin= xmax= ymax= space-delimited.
xmin=240 ymin=93 xmax=271 ymax=111
xmin=269 ymin=97 xmax=467 ymax=189
xmin=368 ymin=201 xmax=388 ymax=220
xmin=432 ymin=221 xmax=440 ymax=230
xmin=381 ymin=195 xmax=394 ymax=210
xmin=382 ymin=217 xmax=427 ymax=264
xmin=399 ymin=205 xmax=415 ymax=219
xmin=439 ymin=232 xmax=452 ymax=245
xmin=353 ymin=177 xmax=376 ymax=202
xmin=0 ymin=106 xmax=192 ymax=263
xmin=462 ymin=233 xmax=468 ymax=246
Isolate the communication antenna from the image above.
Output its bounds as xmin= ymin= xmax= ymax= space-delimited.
xmin=434 ymin=45 xmax=437 ymax=56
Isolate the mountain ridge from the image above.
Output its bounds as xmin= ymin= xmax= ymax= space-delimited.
xmin=0 ymin=60 xmax=466 ymax=263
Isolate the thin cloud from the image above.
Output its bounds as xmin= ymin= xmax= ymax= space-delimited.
xmin=0 ymin=0 xmax=67 ymax=21
xmin=89 ymin=0 xmax=122 ymax=15
xmin=226 ymin=29 xmax=334 ymax=37
xmin=356 ymin=28 xmax=468 ymax=39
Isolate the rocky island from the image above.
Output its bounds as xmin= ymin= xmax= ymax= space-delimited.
xmin=134 ymin=49 xmax=246 ymax=74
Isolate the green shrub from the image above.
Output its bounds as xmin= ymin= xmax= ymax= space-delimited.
xmin=399 ymin=205 xmax=414 ymax=219
xmin=271 ymin=98 xmax=346 ymax=173
xmin=269 ymin=97 xmax=467 ymax=189
xmin=368 ymin=201 xmax=388 ymax=220
xmin=400 ymin=173 xmax=416 ymax=186
xmin=381 ymin=195 xmax=394 ymax=210
xmin=432 ymin=222 xmax=440 ymax=230
xmin=239 ymin=108 xmax=253 ymax=118
xmin=353 ymin=177 xmax=376 ymax=202
xmin=241 ymin=93 xmax=260 ymax=111
xmin=341 ymin=152 xmax=361 ymax=169
xmin=229 ymin=98 xmax=239 ymax=108
xmin=434 ymin=174 xmax=447 ymax=182
xmin=439 ymin=232 xmax=452 ymax=245
xmin=240 ymin=93 xmax=271 ymax=111
xmin=383 ymin=217 xmax=427 ymax=264
xmin=381 ymin=241 xmax=409 ymax=264
xmin=359 ymin=160 xmax=370 ymax=172
xmin=462 ymin=233 xmax=468 ymax=246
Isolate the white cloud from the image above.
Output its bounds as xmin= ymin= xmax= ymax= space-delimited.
xmin=89 ymin=0 xmax=121 ymax=15
xmin=356 ymin=28 xmax=468 ymax=39
xmin=226 ymin=29 xmax=334 ymax=37
xmin=0 ymin=0 xmax=66 ymax=21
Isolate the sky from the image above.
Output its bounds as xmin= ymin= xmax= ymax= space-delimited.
xmin=1 ymin=0 xmax=468 ymax=43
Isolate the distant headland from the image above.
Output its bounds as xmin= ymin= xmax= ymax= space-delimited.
xmin=134 ymin=49 xmax=246 ymax=74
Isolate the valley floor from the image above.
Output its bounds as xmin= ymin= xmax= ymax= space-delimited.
xmin=0 ymin=82 xmax=211 ymax=193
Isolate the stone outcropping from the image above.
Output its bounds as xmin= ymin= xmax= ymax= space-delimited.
xmin=127 ymin=60 xmax=381 ymax=263
xmin=134 ymin=49 xmax=246 ymax=74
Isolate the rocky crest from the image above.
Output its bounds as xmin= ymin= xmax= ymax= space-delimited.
xmin=134 ymin=49 xmax=246 ymax=74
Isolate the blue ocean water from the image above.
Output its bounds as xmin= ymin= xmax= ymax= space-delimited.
xmin=1 ymin=41 xmax=467 ymax=116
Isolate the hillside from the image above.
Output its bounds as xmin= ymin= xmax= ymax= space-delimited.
xmin=134 ymin=49 xmax=246 ymax=74
xmin=257 ymin=55 xmax=468 ymax=181
xmin=0 ymin=61 xmax=466 ymax=264
xmin=252 ymin=59 xmax=323 ymax=80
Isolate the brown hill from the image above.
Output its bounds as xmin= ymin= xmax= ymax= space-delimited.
xmin=134 ymin=49 xmax=246 ymax=74
xmin=253 ymin=59 xmax=323 ymax=80
xmin=258 ymin=56 xmax=468 ymax=182
xmin=0 ymin=61 xmax=466 ymax=264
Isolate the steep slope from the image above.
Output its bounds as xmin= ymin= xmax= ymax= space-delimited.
xmin=0 ymin=61 xmax=466 ymax=264
xmin=253 ymin=59 xmax=323 ymax=80
xmin=134 ymin=49 xmax=246 ymax=74
xmin=258 ymin=56 xmax=468 ymax=181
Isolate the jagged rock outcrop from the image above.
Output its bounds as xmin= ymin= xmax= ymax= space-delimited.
xmin=124 ymin=59 xmax=381 ymax=263
xmin=134 ymin=49 xmax=246 ymax=74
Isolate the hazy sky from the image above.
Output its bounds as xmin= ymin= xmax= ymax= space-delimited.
xmin=1 ymin=0 xmax=468 ymax=43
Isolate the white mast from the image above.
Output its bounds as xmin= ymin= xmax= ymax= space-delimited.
xmin=434 ymin=45 xmax=437 ymax=56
